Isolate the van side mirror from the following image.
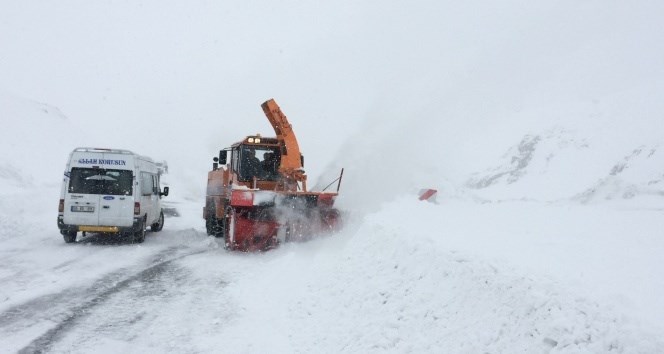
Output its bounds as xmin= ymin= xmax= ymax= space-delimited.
xmin=160 ymin=186 xmax=169 ymax=197
xmin=219 ymin=150 xmax=227 ymax=165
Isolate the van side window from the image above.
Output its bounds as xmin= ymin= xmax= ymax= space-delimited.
xmin=141 ymin=173 xmax=153 ymax=196
xmin=152 ymin=175 xmax=159 ymax=195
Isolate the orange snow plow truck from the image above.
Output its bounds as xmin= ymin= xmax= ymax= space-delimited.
xmin=204 ymin=99 xmax=343 ymax=251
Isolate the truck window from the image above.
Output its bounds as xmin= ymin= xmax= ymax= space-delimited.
xmin=238 ymin=145 xmax=280 ymax=181
xmin=69 ymin=168 xmax=133 ymax=195
xmin=231 ymin=148 xmax=239 ymax=176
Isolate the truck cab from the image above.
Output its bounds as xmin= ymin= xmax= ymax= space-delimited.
xmin=233 ymin=141 xmax=281 ymax=182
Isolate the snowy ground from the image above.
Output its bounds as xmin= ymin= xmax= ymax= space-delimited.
xmin=1 ymin=180 xmax=663 ymax=352
xmin=2 ymin=1 xmax=664 ymax=352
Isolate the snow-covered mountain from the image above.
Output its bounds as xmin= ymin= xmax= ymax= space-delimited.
xmin=466 ymin=127 xmax=595 ymax=201
xmin=0 ymin=94 xmax=74 ymax=192
xmin=2 ymin=1 xmax=664 ymax=352
xmin=466 ymin=127 xmax=664 ymax=203
xmin=575 ymin=144 xmax=664 ymax=204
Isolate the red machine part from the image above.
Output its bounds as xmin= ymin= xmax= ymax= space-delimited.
xmin=224 ymin=207 xmax=280 ymax=252
xmin=231 ymin=190 xmax=254 ymax=207
xmin=418 ymin=189 xmax=438 ymax=202
xmin=223 ymin=189 xmax=341 ymax=252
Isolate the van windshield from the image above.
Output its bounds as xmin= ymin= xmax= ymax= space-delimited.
xmin=68 ymin=168 xmax=133 ymax=195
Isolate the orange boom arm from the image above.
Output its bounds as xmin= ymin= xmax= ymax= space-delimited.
xmin=261 ymin=99 xmax=307 ymax=191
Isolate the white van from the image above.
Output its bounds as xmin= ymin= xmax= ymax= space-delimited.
xmin=57 ymin=147 xmax=169 ymax=243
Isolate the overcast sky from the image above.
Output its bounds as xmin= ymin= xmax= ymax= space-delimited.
xmin=2 ymin=1 xmax=663 ymax=199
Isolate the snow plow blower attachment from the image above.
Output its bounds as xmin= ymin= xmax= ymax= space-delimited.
xmin=204 ymin=99 xmax=343 ymax=251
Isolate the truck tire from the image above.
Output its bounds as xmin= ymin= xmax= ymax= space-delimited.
xmin=224 ymin=207 xmax=236 ymax=250
xmin=205 ymin=215 xmax=216 ymax=236
xmin=206 ymin=207 xmax=225 ymax=238
xmin=205 ymin=216 xmax=213 ymax=235
xmin=151 ymin=211 xmax=164 ymax=232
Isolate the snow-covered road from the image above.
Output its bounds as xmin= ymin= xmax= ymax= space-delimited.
xmin=2 ymin=186 xmax=663 ymax=353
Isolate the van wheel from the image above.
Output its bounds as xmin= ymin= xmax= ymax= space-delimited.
xmin=151 ymin=211 xmax=164 ymax=232
xmin=62 ymin=231 xmax=77 ymax=243
xmin=133 ymin=219 xmax=146 ymax=244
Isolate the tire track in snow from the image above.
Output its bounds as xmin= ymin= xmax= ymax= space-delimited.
xmin=0 ymin=246 xmax=179 ymax=330
xmin=0 ymin=245 xmax=206 ymax=353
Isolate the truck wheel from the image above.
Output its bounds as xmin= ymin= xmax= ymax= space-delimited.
xmin=62 ymin=231 xmax=77 ymax=243
xmin=224 ymin=208 xmax=236 ymax=250
xmin=151 ymin=211 xmax=164 ymax=232
xmin=133 ymin=219 xmax=146 ymax=244
xmin=206 ymin=216 xmax=214 ymax=235
xmin=214 ymin=216 xmax=226 ymax=238
xmin=206 ymin=216 xmax=218 ymax=236
xmin=206 ymin=207 xmax=225 ymax=238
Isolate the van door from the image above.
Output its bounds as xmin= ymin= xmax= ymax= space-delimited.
xmin=139 ymin=172 xmax=154 ymax=223
xmin=66 ymin=167 xmax=134 ymax=227
xmin=64 ymin=167 xmax=102 ymax=227
xmin=97 ymin=168 xmax=134 ymax=227
xmin=150 ymin=174 xmax=161 ymax=224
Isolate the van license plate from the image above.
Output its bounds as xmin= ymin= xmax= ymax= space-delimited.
xmin=71 ymin=206 xmax=95 ymax=212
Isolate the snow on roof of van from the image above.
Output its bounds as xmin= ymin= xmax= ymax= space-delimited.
xmin=73 ymin=147 xmax=135 ymax=155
